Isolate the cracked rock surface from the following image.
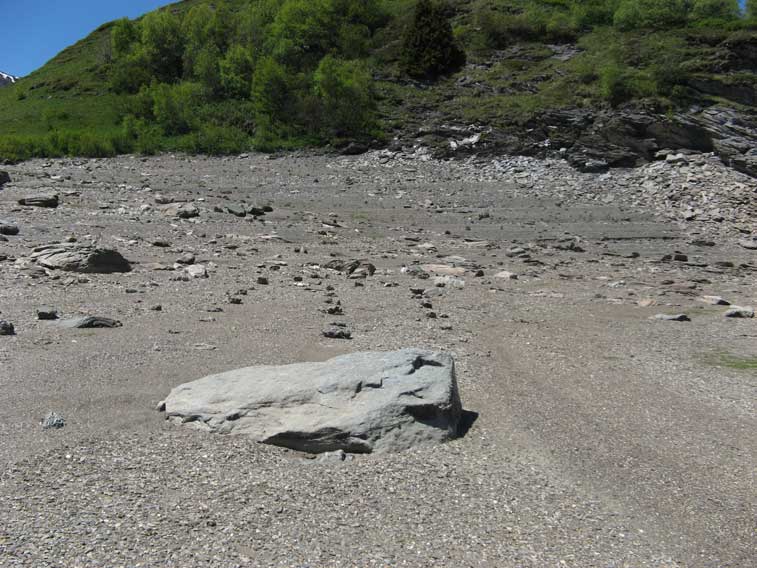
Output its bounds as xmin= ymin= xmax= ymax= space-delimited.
xmin=163 ymin=349 xmax=461 ymax=453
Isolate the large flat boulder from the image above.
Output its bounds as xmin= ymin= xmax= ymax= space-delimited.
xmin=161 ymin=349 xmax=462 ymax=454
xmin=30 ymin=244 xmax=131 ymax=273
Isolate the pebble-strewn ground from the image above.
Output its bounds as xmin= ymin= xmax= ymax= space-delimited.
xmin=0 ymin=150 xmax=755 ymax=567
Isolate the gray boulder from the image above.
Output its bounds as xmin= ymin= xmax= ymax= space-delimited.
xmin=0 ymin=171 xmax=10 ymax=187
xmin=161 ymin=349 xmax=462 ymax=454
xmin=30 ymin=244 xmax=131 ymax=273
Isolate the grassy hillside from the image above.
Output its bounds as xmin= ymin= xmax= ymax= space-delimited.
xmin=1 ymin=0 xmax=755 ymax=161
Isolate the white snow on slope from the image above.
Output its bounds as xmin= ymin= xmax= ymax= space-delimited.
xmin=0 ymin=71 xmax=18 ymax=85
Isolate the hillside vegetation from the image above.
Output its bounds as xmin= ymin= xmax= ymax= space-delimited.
xmin=1 ymin=0 xmax=756 ymax=161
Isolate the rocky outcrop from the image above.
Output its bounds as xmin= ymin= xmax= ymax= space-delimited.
xmin=160 ymin=349 xmax=463 ymax=454
xmin=0 ymin=72 xmax=17 ymax=88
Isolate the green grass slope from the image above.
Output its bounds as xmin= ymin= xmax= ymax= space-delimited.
xmin=0 ymin=0 xmax=755 ymax=162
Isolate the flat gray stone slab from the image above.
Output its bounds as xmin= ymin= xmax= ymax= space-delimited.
xmin=161 ymin=349 xmax=463 ymax=454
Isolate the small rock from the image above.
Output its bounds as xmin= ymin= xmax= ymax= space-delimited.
xmin=176 ymin=252 xmax=196 ymax=265
xmin=653 ymin=314 xmax=691 ymax=322
xmin=494 ymin=270 xmax=518 ymax=280
xmin=0 ymin=320 xmax=16 ymax=335
xmin=0 ymin=222 xmax=19 ymax=236
xmin=737 ymin=238 xmax=757 ymax=250
xmin=36 ymin=307 xmax=59 ymax=320
xmin=257 ymin=276 xmax=269 ymax=285
xmin=315 ymin=449 xmax=354 ymax=463
xmin=18 ymin=194 xmax=59 ymax=208
xmin=0 ymin=171 xmax=11 ymax=187
xmin=40 ymin=412 xmax=65 ymax=430
xmin=59 ymin=316 xmax=122 ymax=329
xmin=700 ymin=296 xmax=730 ymax=306
xmin=152 ymin=239 xmax=171 ymax=248
xmin=154 ymin=194 xmax=174 ymax=205
xmin=724 ymin=306 xmax=754 ymax=319
xmin=162 ymin=203 xmax=199 ymax=219
xmin=184 ymin=264 xmax=208 ymax=279
xmin=322 ymin=326 xmax=352 ymax=340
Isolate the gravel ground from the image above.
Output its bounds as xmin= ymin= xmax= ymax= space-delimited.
xmin=0 ymin=150 xmax=755 ymax=567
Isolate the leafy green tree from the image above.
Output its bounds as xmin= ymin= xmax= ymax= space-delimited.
xmin=194 ymin=47 xmax=222 ymax=97
xmin=251 ymin=56 xmax=294 ymax=137
xmin=689 ymin=0 xmax=740 ymax=22
xmin=266 ymin=0 xmax=333 ymax=69
xmin=220 ymin=44 xmax=255 ymax=99
xmin=151 ymin=82 xmax=203 ymax=135
xmin=613 ymin=0 xmax=689 ymax=30
xmin=313 ymin=55 xmax=374 ymax=138
xmin=400 ymin=0 xmax=466 ymax=79
xmin=182 ymin=4 xmax=216 ymax=78
xmin=140 ymin=10 xmax=184 ymax=82
xmin=111 ymin=18 xmax=139 ymax=59
xmin=748 ymin=0 xmax=756 ymax=18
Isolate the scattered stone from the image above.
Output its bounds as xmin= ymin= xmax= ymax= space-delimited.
xmin=152 ymin=239 xmax=171 ymax=248
xmin=0 ymin=170 xmax=10 ymax=187
xmin=0 ymin=320 xmax=15 ymax=335
xmin=315 ymin=449 xmax=354 ymax=463
xmin=724 ymin=306 xmax=754 ymax=319
xmin=700 ymin=296 xmax=730 ymax=306
xmin=40 ymin=412 xmax=65 ymax=430
xmin=737 ymin=238 xmax=757 ymax=250
xmin=494 ymin=270 xmax=518 ymax=280
xmin=183 ymin=265 xmax=208 ymax=279
xmin=257 ymin=276 xmax=269 ymax=285
xmin=176 ymin=252 xmax=196 ymax=265
xmin=421 ymin=264 xmax=466 ymax=277
xmin=0 ymin=222 xmax=19 ymax=235
xmin=225 ymin=204 xmax=247 ymax=217
xmin=18 ymin=194 xmax=58 ymax=208
xmin=58 ymin=316 xmax=122 ymax=329
xmin=325 ymin=259 xmax=375 ymax=278
xmin=154 ymin=194 xmax=174 ymax=205
xmin=322 ymin=326 xmax=352 ymax=340
xmin=162 ymin=203 xmax=199 ymax=219
xmin=36 ymin=307 xmax=59 ymax=320
xmin=30 ymin=244 xmax=131 ymax=273
xmin=662 ymin=253 xmax=688 ymax=262
xmin=160 ymin=349 xmax=462 ymax=454
xmin=653 ymin=314 xmax=691 ymax=322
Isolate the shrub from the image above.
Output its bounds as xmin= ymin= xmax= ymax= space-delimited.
xmin=613 ymin=0 xmax=688 ymax=30
xmin=251 ymin=56 xmax=294 ymax=136
xmin=599 ymin=61 xmax=633 ymax=105
xmin=140 ymin=10 xmax=184 ymax=82
xmin=400 ymin=0 xmax=466 ymax=79
xmin=220 ymin=44 xmax=254 ymax=99
xmin=313 ymin=55 xmax=375 ymax=138
xmin=689 ymin=0 xmax=741 ymax=23
xmin=150 ymin=82 xmax=204 ymax=135
xmin=181 ymin=125 xmax=250 ymax=155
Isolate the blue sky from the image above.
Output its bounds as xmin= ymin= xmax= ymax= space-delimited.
xmin=0 ymin=0 xmax=173 ymax=76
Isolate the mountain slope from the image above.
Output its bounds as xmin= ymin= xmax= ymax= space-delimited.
xmin=0 ymin=0 xmax=756 ymax=171
xmin=0 ymin=71 xmax=18 ymax=87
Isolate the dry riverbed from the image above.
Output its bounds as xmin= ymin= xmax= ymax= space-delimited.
xmin=0 ymin=150 xmax=755 ymax=567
